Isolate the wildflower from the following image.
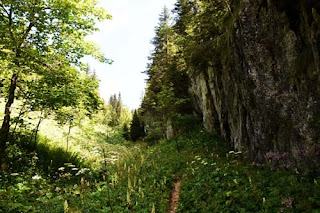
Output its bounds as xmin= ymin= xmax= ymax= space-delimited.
xmin=55 ymin=187 xmax=61 ymax=192
xmin=201 ymin=160 xmax=208 ymax=165
xmin=61 ymin=172 xmax=72 ymax=179
xmin=10 ymin=173 xmax=19 ymax=176
xmin=46 ymin=193 xmax=52 ymax=199
xmin=64 ymin=200 xmax=69 ymax=213
xmin=32 ymin=174 xmax=42 ymax=180
xmin=58 ymin=167 xmax=65 ymax=171
xmin=75 ymin=168 xmax=90 ymax=176
xmin=233 ymin=179 xmax=238 ymax=184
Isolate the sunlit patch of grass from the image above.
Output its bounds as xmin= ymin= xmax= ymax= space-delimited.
xmin=1 ymin=123 xmax=320 ymax=212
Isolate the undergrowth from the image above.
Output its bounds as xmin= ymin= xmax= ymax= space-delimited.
xmin=0 ymin=129 xmax=320 ymax=212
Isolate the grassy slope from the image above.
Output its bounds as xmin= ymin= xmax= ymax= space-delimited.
xmin=1 ymin=128 xmax=320 ymax=212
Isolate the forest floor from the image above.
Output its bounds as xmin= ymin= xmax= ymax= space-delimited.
xmin=0 ymin=129 xmax=320 ymax=212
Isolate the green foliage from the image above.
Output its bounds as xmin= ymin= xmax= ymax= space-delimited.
xmin=1 ymin=1 xmax=320 ymax=212
xmin=107 ymin=93 xmax=131 ymax=127
xmin=1 ymin=127 xmax=320 ymax=212
xmin=130 ymin=110 xmax=145 ymax=141
xmin=140 ymin=1 xmax=239 ymax=142
xmin=7 ymin=130 xmax=82 ymax=174
xmin=122 ymin=124 xmax=130 ymax=141
xmin=0 ymin=0 xmax=111 ymax=65
xmin=141 ymin=6 xmax=193 ymax=139
xmin=142 ymin=122 xmax=164 ymax=144
xmin=0 ymin=0 xmax=111 ymax=152
xmin=171 ymin=114 xmax=202 ymax=133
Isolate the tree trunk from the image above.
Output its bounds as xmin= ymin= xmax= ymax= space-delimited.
xmin=66 ymin=120 xmax=73 ymax=152
xmin=33 ymin=111 xmax=44 ymax=151
xmin=0 ymin=72 xmax=18 ymax=155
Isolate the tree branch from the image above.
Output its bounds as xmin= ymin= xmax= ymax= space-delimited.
xmin=8 ymin=7 xmax=16 ymax=44
xmin=21 ymin=22 xmax=34 ymax=44
xmin=0 ymin=4 xmax=16 ymax=44
xmin=17 ymin=84 xmax=28 ymax=98
xmin=20 ymin=4 xmax=38 ymax=46
xmin=0 ymin=3 xmax=9 ymax=16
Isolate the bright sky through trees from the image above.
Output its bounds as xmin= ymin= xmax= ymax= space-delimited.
xmin=86 ymin=0 xmax=177 ymax=109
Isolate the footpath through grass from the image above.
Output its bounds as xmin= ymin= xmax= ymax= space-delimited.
xmin=1 ymin=129 xmax=320 ymax=212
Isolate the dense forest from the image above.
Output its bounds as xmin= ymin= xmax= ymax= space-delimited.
xmin=0 ymin=0 xmax=320 ymax=212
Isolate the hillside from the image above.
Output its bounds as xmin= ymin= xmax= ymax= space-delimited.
xmin=1 ymin=129 xmax=320 ymax=212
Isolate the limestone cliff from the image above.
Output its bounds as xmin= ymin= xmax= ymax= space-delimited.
xmin=189 ymin=0 xmax=320 ymax=166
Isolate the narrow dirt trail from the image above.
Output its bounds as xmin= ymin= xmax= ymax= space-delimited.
xmin=168 ymin=180 xmax=182 ymax=213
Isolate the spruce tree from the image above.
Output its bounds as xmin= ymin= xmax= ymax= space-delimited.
xmin=140 ymin=6 xmax=193 ymax=138
xmin=130 ymin=110 xmax=144 ymax=141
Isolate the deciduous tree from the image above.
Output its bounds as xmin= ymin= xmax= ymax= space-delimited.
xmin=0 ymin=0 xmax=111 ymax=157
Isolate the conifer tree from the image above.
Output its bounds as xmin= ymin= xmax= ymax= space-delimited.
xmin=140 ymin=6 xmax=193 ymax=138
xmin=108 ymin=93 xmax=124 ymax=127
xmin=130 ymin=110 xmax=144 ymax=141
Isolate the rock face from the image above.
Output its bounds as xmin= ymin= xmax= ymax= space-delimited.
xmin=189 ymin=0 xmax=320 ymax=166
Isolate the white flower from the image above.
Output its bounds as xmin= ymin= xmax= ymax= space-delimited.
xmin=32 ymin=174 xmax=42 ymax=180
xmin=64 ymin=163 xmax=75 ymax=167
xmin=58 ymin=167 xmax=65 ymax=171
xmin=10 ymin=173 xmax=19 ymax=176
xmin=75 ymin=168 xmax=90 ymax=176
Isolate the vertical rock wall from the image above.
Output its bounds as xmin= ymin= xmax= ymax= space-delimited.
xmin=189 ymin=0 xmax=320 ymax=165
